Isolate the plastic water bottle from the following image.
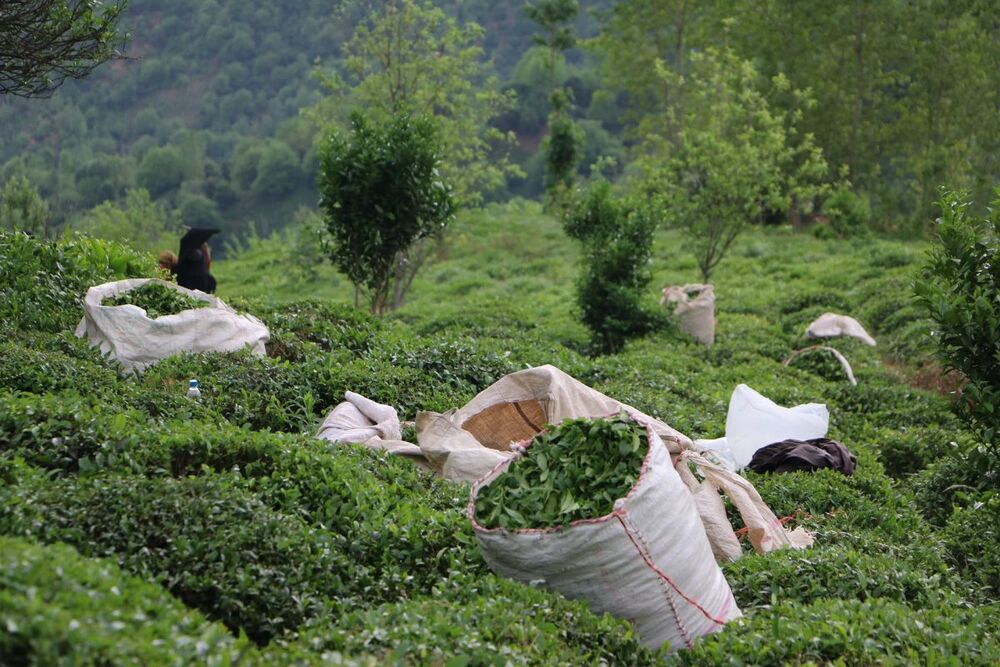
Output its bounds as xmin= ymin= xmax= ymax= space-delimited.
xmin=186 ymin=379 xmax=201 ymax=400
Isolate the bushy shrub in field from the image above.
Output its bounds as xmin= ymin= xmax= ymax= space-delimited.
xmin=564 ymin=181 xmax=658 ymax=354
xmin=816 ymin=185 xmax=872 ymax=239
xmin=0 ymin=232 xmax=154 ymax=332
xmin=141 ymin=350 xmax=318 ymax=432
xmin=0 ymin=468 xmax=351 ymax=644
xmin=293 ymin=572 xmax=659 ymax=666
xmin=911 ymin=447 xmax=1000 ymax=526
xmin=875 ymin=425 xmax=966 ymax=478
xmin=915 ymin=189 xmax=1000 ymax=476
xmin=0 ymin=537 xmax=258 ymax=665
xmin=943 ymin=493 xmax=1000 ymax=597
xmin=724 ymin=544 xmax=954 ymax=609
xmin=670 ymin=599 xmax=1000 ymax=665
xmin=0 ymin=339 xmax=120 ymax=396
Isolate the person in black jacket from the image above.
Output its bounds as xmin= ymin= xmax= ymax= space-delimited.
xmin=175 ymin=228 xmax=219 ymax=293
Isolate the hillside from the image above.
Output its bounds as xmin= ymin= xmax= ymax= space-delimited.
xmin=3 ymin=1 xmax=997 ymax=245
xmin=2 ymin=207 xmax=998 ymax=663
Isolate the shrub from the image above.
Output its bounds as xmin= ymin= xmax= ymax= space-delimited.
xmin=0 ymin=537 xmax=258 ymax=665
xmin=318 ymin=111 xmax=455 ymax=314
xmin=816 ymin=185 xmax=872 ymax=238
xmin=0 ymin=468 xmax=351 ymax=644
xmin=671 ymin=599 xmax=1000 ymax=665
xmin=915 ymin=188 xmax=1000 ymax=473
xmin=564 ymin=181 xmax=657 ymax=354
xmin=943 ymin=493 xmax=1000 ymax=597
xmin=0 ymin=232 xmax=154 ymax=332
xmin=293 ymin=572 xmax=659 ymax=666
xmin=723 ymin=544 xmax=954 ymax=610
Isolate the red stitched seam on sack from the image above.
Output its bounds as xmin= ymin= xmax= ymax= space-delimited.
xmin=617 ymin=510 xmax=692 ymax=648
xmin=615 ymin=511 xmax=729 ymax=630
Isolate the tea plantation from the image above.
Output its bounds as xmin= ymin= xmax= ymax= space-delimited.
xmin=1 ymin=201 xmax=998 ymax=664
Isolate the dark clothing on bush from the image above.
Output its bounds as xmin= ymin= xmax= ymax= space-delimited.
xmin=176 ymin=228 xmax=219 ymax=294
xmin=175 ymin=248 xmax=216 ymax=293
xmin=748 ymin=438 xmax=857 ymax=476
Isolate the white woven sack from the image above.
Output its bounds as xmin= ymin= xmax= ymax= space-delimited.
xmin=469 ymin=415 xmax=741 ymax=652
xmin=662 ymin=284 xmax=716 ymax=345
xmin=75 ymin=278 xmax=269 ymax=373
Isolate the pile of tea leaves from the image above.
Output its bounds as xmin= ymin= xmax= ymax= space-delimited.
xmin=103 ymin=283 xmax=209 ymax=319
xmin=474 ymin=413 xmax=648 ymax=530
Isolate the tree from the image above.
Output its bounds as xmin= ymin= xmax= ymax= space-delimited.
xmin=251 ymin=142 xmax=301 ymax=199
xmin=310 ymin=0 xmax=518 ymax=205
xmin=318 ymin=112 xmax=454 ymax=315
xmin=640 ymin=49 xmax=828 ymax=282
xmin=565 ymin=181 xmax=657 ymax=354
xmin=0 ymin=0 xmax=129 ymax=97
xmin=915 ymin=188 xmax=1000 ymax=471
xmin=526 ymin=0 xmax=582 ymax=212
xmin=0 ymin=175 xmax=49 ymax=236
xmin=136 ymin=146 xmax=185 ymax=199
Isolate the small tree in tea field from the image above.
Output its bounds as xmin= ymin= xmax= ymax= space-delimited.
xmin=915 ymin=188 xmax=1000 ymax=475
xmin=318 ymin=111 xmax=454 ymax=315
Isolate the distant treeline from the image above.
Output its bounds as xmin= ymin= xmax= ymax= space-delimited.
xmin=0 ymin=0 xmax=996 ymax=241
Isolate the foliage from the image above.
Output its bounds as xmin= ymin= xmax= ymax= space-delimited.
xmin=318 ymin=111 xmax=454 ymax=315
xmin=817 ymin=183 xmax=872 ymax=239
xmin=73 ymin=188 xmax=180 ymax=254
xmin=103 ymin=282 xmax=209 ymax=318
xmin=311 ymin=0 xmax=519 ymax=205
xmin=915 ymin=189 xmax=1000 ymax=467
xmin=476 ymin=414 xmax=646 ymax=529
xmin=670 ymin=598 xmax=1000 ymax=665
xmin=0 ymin=537 xmax=260 ymax=665
xmin=293 ymin=571 xmax=660 ymax=666
xmin=0 ymin=231 xmax=154 ymax=332
xmin=943 ymin=492 xmax=1000 ymax=596
xmin=0 ymin=174 xmax=49 ymax=236
xmin=641 ymin=48 xmax=828 ymax=282
xmin=0 ymin=467 xmax=351 ymax=645
xmin=0 ymin=0 xmax=129 ymax=97
xmin=565 ymin=181 xmax=657 ymax=353
xmin=2 ymin=216 xmax=998 ymax=662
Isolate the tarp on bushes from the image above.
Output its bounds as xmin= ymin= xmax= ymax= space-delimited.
xmin=75 ymin=278 xmax=269 ymax=373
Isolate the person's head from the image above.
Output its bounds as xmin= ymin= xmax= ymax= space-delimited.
xmin=158 ymin=251 xmax=177 ymax=272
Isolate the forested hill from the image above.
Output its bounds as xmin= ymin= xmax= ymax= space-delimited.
xmin=1 ymin=1 xmax=997 ymax=247
xmin=0 ymin=0 xmax=609 ymax=242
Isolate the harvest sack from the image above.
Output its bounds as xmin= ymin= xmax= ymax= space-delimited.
xmin=75 ymin=279 xmax=269 ymax=373
xmin=316 ymin=392 xmax=428 ymax=467
xmin=725 ymin=384 xmax=829 ymax=470
xmin=419 ymin=366 xmax=812 ymax=564
xmin=806 ymin=312 xmax=876 ymax=346
xmin=661 ymin=284 xmax=716 ymax=345
xmin=469 ymin=415 xmax=742 ymax=651
xmin=415 ymin=365 xmax=693 ymax=482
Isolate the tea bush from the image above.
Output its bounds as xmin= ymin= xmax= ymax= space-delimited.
xmin=0 ymin=537 xmax=259 ymax=666
xmin=0 ymin=467 xmax=351 ymax=644
xmin=293 ymin=572 xmax=661 ymax=666
xmin=724 ymin=544 xmax=956 ymax=609
xmin=671 ymin=598 xmax=1000 ymax=665
xmin=0 ymin=231 xmax=154 ymax=332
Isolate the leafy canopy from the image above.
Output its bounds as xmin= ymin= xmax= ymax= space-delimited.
xmin=915 ymin=188 xmax=1000 ymax=468
xmin=0 ymin=0 xmax=129 ymax=97
xmin=310 ymin=0 xmax=518 ymax=205
xmin=639 ymin=48 xmax=828 ymax=281
xmin=318 ymin=111 xmax=454 ymax=315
